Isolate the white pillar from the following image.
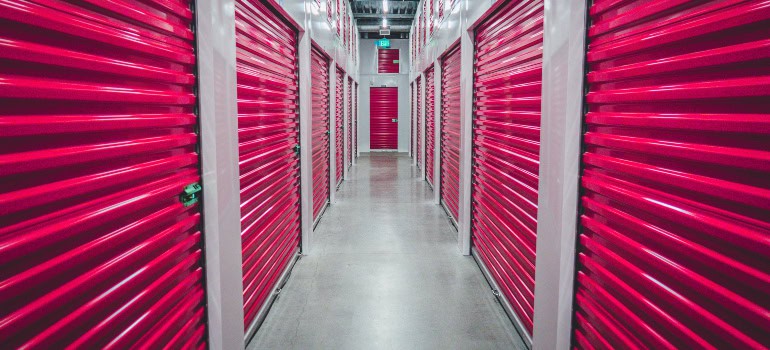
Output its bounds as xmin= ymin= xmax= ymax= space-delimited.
xmin=532 ymin=1 xmax=588 ymax=349
xmin=457 ymin=27 xmax=474 ymax=255
xmin=298 ymin=30 xmax=313 ymax=253
xmin=196 ymin=0 xmax=245 ymax=348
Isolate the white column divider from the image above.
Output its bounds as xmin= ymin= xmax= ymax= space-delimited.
xmin=196 ymin=0 xmax=245 ymax=348
xmin=532 ymin=1 xmax=588 ymax=349
xmin=298 ymin=27 xmax=313 ymax=254
xmin=457 ymin=26 xmax=474 ymax=255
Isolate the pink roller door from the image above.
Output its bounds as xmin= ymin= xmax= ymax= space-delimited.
xmin=440 ymin=45 xmax=461 ymax=220
xmin=335 ymin=68 xmax=344 ymax=186
xmin=416 ymin=77 xmax=422 ymax=169
xmin=354 ymin=83 xmax=359 ymax=158
xmin=0 ymin=0 xmax=206 ymax=347
xmin=574 ymin=1 xmax=770 ymax=349
xmin=378 ymin=49 xmax=400 ymax=74
xmin=425 ymin=66 xmax=436 ymax=187
xmin=347 ymin=77 xmax=353 ymax=170
xmin=471 ymin=0 xmax=544 ymax=336
xmin=311 ymin=46 xmax=330 ymax=221
xmin=369 ymin=87 xmax=399 ymax=150
xmin=410 ymin=83 xmax=415 ymax=158
xmin=235 ymin=0 xmax=301 ymax=331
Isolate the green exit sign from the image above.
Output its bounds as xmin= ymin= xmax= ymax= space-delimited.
xmin=376 ymin=38 xmax=390 ymax=48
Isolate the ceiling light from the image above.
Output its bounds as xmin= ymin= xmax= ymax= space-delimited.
xmin=383 ymin=17 xmax=388 ymax=27
xmin=383 ymin=0 xmax=388 ymax=13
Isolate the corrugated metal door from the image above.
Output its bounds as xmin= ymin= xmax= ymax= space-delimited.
xmin=311 ymin=46 xmax=330 ymax=222
xmin=440 ymin=45 xmax=461 ymax=221
xmin=235 ymin=0 xmax=301 ymax=332
xmin=425 ymin=66 xmax=436 ymax=187
xmin=354 ymin=83 xmax=359 ymax=158
xmin=574 ymin=2 xmax=770 ymax=349
xmin=335 ymin=68 xmax=344 ymax=187
xmin=347 ymin=77 xmax=353 ymax=170
xmin=411 ymin=82 xmax=415 ymax=158
xmin=378 ymin=49 xmax=400 ymax=74
xmin=0 ymin=1 xmax=206 ymax=348
xmin=416 ymin=76 xmax=422 ymax=170
xmin=471 ymin=0 xmax=543 ymax=336
xmin=369 ymin=87 xmax=399 ymax=150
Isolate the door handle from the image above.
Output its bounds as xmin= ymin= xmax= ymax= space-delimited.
xmin=392 ymin=119 xmax=398 ymax=122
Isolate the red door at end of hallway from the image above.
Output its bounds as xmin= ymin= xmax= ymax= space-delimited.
xmin=235 ymin=0 xmax=301 ymax=333
xmin=369 ymin=87 xmax=399 ymax=150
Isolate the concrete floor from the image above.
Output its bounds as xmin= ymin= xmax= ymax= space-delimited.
xmin=249 ymin=153 xmax=524 ymax=350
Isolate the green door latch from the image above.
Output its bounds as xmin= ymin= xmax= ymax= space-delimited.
xmin=293 ymin=144 xmax=300 ymax=156
xmin=180 ymin=182 xmax=202 ymax=207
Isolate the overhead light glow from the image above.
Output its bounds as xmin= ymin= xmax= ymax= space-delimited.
xmin=383 ymin=0 xmax=388 ymax=13
xmin=383 ymin=17 xmax=388 ymax=27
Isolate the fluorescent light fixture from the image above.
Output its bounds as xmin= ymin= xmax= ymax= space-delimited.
xmin=383 ymin=0 xmax=388 ymax=13
xmin=383 ymin=17 xmax=388 ymax=27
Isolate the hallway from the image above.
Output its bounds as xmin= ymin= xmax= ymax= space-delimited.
xmin=249 ymin=153 xmax=524 ymax=349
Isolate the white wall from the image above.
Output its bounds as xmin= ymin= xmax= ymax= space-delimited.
xmin=358 ymin=39 xmax=411 ymax=152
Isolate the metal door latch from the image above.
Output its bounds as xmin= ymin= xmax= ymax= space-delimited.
xmin=293 ymin=144 xmax=300 ymax=156
xmin=392 ymin=118 xmax=398 ymax=122
xmin=180 ymin=182 xmax=202 ymax=207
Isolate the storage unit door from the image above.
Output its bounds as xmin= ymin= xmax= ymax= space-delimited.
xmin=347 ymin=77 xmax=353 ymax=170
xmin=335 ymin=68 xmax=344 ymax=187
xmin=574 ymin=2 xmax=770 ymax=349
xmin=369 ymin=87 xmax=399 ymax=150
xmin=425 ymin=66 xmax=436 ymax=187
xmin=311 ymin=47 xmax=330 ymax=222
xmin=471 ymin=0 xmax=544 ymax=336
xmin=378 ymin=48 xmax=400 ymax=74
xmin=416 ymin=77 xmax=422 ymax=170
xmin=0 ymin=1 xmax=206 ymax=348
xmin=235 ymin=0 xmax=301 ymax=331
xmin=441 ymin=45 xmax=461 ymax=221
xmin=354 ymin=84 xmax=357 ymax=157
xmin=411 ymin=83 xmax=415 ymax=158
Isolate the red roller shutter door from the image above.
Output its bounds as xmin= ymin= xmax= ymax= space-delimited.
xmin=378 ymin=48 xmax=400 ymax=74
xmin=0 ymin=1 xmax=206 ymax=348
xmin=411 ymin=83 xmax=415 ymax=158
xmin=347 ymin=77 xmax=353 ymax=170
xmin=354 ymin=83 xmax=359 ymax=158
xmin=369 ymin=87 xmax=399 ymax=150
xmin=425 ymin=66 xmax=436 ymax=187
xmin=335 ymin=68 xmax=344 ymax=187
xmin=471 ymin=0 xmax=543 ymax=336
xmin=311 ymin=47 xmax=330 ymax=221
xmin=416 ymin=77 xmax=422 ymax=170
xmin=574 ymin=2 xmax=770 ymax=349
xmin=441 ymin=45 xmax=461 ymax=221
xmin=235 ymin=0 xmax=301 ymax=332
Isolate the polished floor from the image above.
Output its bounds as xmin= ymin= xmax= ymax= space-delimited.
xmin=249 ymin=153 xmax=524 ymax=349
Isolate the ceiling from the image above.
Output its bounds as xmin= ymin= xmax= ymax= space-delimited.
xmin=351 ymin=0 xmax=418 ymax=37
